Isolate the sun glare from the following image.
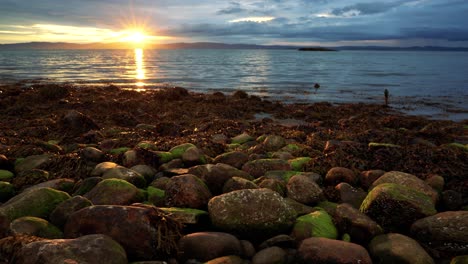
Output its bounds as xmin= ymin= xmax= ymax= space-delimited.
xmin=130 ymin=32 xmax=145 ymax=43
xmin=120 ymin=30 xmax=147 ymax=44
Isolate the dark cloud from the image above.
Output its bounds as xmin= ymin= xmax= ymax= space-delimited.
xmin=217 ymin=2 xmax=246 ymax=15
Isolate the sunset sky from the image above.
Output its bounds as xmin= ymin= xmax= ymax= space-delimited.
xmin=0 ymin=0 xmax=467 ymax=47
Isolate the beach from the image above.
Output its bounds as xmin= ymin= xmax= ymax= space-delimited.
xmin=0 ymin=82 xmax=467 ymax=262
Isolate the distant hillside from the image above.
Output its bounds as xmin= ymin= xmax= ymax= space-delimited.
xmin=336 ymin=46 xmax=468 ymax=52
xmin=298 ymin=47 xmax=337 ymax=51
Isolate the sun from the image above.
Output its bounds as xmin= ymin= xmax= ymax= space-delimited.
xmin=120 ymin=30 xmax=147 ymax=44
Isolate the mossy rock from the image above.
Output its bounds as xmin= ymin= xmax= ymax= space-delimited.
xmin=0 ymin=187 xmax=71 ymax=236
xmin=342 ymin=233 xmax=351 ymax=242
xmin=159 ymin=207 xmax=209 ymax=225
xmin=136 ymin=141 xmax=159 ymax=150
xmin=444 ymin=143 xmax=468 ymax=152
xmin=0 ymin=181 xmax=15 ymax=202
xmin=368 ymin=142 xmax=401 ymax=148
xmin=282 ymin=143 xmax=302 ymax=152
xmin=102 ymin=167 xmax=146 ymax=188
xmin=147 ymin=186 xmax=165 ymax=206
xmin=84 ymin=178 xmax=141 ymax=205
xmin=0 ymin=170 xmax=14 ymax=181
xmin=169 ymin=143 xmax=197 ymax=159
xmin=360 ymin=183 xmax=436 ymax=232
xmin=109 ymin=147 xmax=131 ymax=155
xmin=232 ymin=133 xmax=254 ymax=144
xmin=154 ymin=151 xmax=174 ymax=163
xmin=263 ymin=170 xmax=301 ymax=182
xmin=10 ymin=216 xmax=63 ymax=238
xmin=289 ymin=157 xmax=312 ymax=171
xmin=14 ymin=154 xmax=52 ymax=173
xmin=291 ymin=208 xmax=338 ymax=240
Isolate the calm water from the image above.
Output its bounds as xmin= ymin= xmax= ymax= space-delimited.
xmin=0 ymin=49 xmax=467 ymax=120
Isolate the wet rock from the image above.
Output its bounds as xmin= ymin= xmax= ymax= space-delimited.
xmin=371 ymin=171 xmax=438 ymax=203
xmin=335 ymin=182 xmax=367 ymax=208
xmin=182 ymin=146 xmax=207 ymax=166
xmin=0 ymin=182 xmax=15 ymax=202
xmin=61 ymin=110 xmax=99 ymax=135
xmin=411 ymin=211 xmax=468 ymax=257
xmin=297 ymin=237 xmax=372 ymax=264
xmin=131 ymin=165 xmax=157 ymax=183
xmin=72 ymin=177 xmax=102 ymax=196
xmin=359 ymin=170 xmax=385 ymax=190
xmin=164 ymin=174 xmax=212 ymax=209
xmin=178 ymin=232 xmax=242 ymax=262
xmin=10 ymin=216 xmax=63 ymax=238
xmin=257 ymin=178 xmax=286 ymax=196
xmin=360 ymin=183 xmax=437 ymax=232
xmin=284 ymin=198 xmax=314 ymax=216
xmin=205 ymin=255 xmax=245 ymax=264
xmin=252 ymin=246 xmax=287 ymax=264
xmin=49 ymin=195 xmax=92 ymax=228
xmin=213 ymin=151 xmax=249 ymax=169
xmin=271 ymin=151 xmax=294 ymax=160
xmin=242 ymin=159 xmax=291 ymax=178
xmin=262 ymin=135 xmax=287 ymax=152
xmin=147 ymin=186 xmax=165 ymax=207
xmin=325 ymin=167 xmax=357 ymax=186
xmin=15 ymin=234 xmax=127 ymax=264
xmin=80 ymin=146 xmax=105 ymax=163
xmin=223 ymin=177 xmax=258 ymax=193
xmin=84 ymin=178 xmax=142 ymax=205
xmin=334 ymin=203 xmax=383 ymax=245
xmin=14 ymin=154 xmax=52 ymax=173
xmin=208 ymin=189 xmax=296 ymax=239
xmin=291 ymin=208 xmax=337 ymax=241
xmin=264 ymin=170 xmax=301 ymax=182
xmin=258 ymin=234 xmax=296 ymax=250
xmin=24 ymin=178 xmax=75 ymax=193
xmin=91 ymin=161 xmax=119 ymax=176
xmin=189 ymin=163 xmax=252 ymax=195
xmin=287 ymin=175 xmax=323 ymax=205
xmin=425 ymin=174 xmax=444 ymax=193
xmin=150 ymin=176 xmax=171 ymax=190
xmin=369 ymin=233 xmax=434 ymax=264
xmin=288 ymin=157 xmax=312 ymax=171
xmin=240 ymin=240 xmax=256 ymax=258
xmin=65 ymin=205 xmax=182 ymax=260
xmin=102 ymin=166 xmax=146 ymax=188
xmin=0 ymin=187 xmax=70 ymax=237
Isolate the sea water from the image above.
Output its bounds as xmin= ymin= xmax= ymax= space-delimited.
xmin=0 ymin=49 xmax=467 ymax=120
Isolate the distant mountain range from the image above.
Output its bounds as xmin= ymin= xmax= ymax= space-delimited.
xmin=1 ymin=41 xmax=468 ymax=51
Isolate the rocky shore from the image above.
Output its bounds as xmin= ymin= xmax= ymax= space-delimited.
xmin=0 ymin=82 xmax=467 ymax=263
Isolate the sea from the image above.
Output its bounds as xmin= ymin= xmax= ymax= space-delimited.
xmin=0 ymin=49 xmax=467 ymax=121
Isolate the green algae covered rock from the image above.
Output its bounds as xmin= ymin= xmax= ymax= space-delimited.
xmin=0 ymin=187 xmax=70 ymax=237
xmin=208 ymin=188 xmax=296 ymax=239
xmin=360 ymin=183 xmax=436 ymax=232
xmin=169 ymin=143 xmax=197 ymax=159
xmin=10 ymin=216 xmax=63 ymax=239
xmin=14 ymin=154 xmax=52 ymax=173
xmin=84 ymin=178 xmax=141 ymax=205
xmin=0 ymin=170 xmax=14 ymax=182
xmin=147 ymin=186 xmax=165 ymax=207
xmin=0 ymin=181 xmax=15 ymax=202
xmin=291 ymin=208 xmax=338 ymax=241
xmin=102 ymin=167 xmax=146 ymax=188
xmin=288 ymin=157 xmax=312 ymax=171
xmin=231 ymin=133 xmax=254 ymax=145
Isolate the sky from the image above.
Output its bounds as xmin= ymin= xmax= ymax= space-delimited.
xmin=1 ymin=0 xmax=468 ymax=47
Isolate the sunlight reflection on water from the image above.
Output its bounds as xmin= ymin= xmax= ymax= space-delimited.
xmin=134 ymin=48 xmax=145 ymax=87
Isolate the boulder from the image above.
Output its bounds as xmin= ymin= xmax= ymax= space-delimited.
xmin=213 ymin=151 xmax=249 ymax=169
xmin=252 ymin=246 xmax=287 ymax=264
xmin=91 ymin=161 xmax=119 ymax=176
xmin=159 ymin=207 xmax=209 ymax=225
xmin=147 ymin=186 xmax=165 ymax=207
xmin=50 ymin=195 xmax=92 ymax=228
xmin=72 ymin=177 xmax=102 ymax=196
xmin=291 ymin=208 xmax=337 ymax=241
xmin=288 ymin=157 xmax=312 ymax=171
xmin=80 ymin=146 xmax=105 ymax=163
xmin=208 ymin=189 xmax=296 ymax=239
xmin=84 ymin=178 xmax=142 ymax=205
xmin=189 ymin=163 xmax=252 ymax=194
xmin=24 ymin=178 xmax=75 ymax=193
xmin=335 ymin=183 xmax=367 ymax=208
xmin=0 ymin=187 xmax=70 ymax=237
xmin=14 ymin=154 xmax=52 ymax=173
xmin=205 ymin=256 xmax=245 ymax=264
xmin=369 ymin=233 xmax=434 ymax=264
xmin=0 ymin=170 xmax=14 ymax=182
xmin=10 ymin=216 xmax=63 ymax=238
xmin=242 ymin=159 xmax=291 ymax=178
xmin=169 ymin=143 xmax=197 ymax=159
xmin=231 ymin=133 xmax=254 ymax=145
xmin=325 ymin=167 xmax=357 ymax=186
xmin=287 ymin=175 xmax=323 ymax=205
xmin=102 ymin=166 xmax=146 ymax=188
xmin=164 ymin=174 xmax=212 ymax=209
xmin=182 ymin=146 xmax=207 ymax=166
xmin=15 ymin=234 xmax=127 ymax=264
xmin=411 ymin=211 xmax=468 ymax=257
xmin=262 ymin=135 xmax=287 ymax=151
xmin=360 ymin=183 xmax=436 ymax=232
xmin=130 ymin=164 xmax=158 ymax=182
xmin=296 ymin=237 xmax=372 ymax=264
xmin=61 ymin=110 xmax=99 ymax=135
xmin=65 ymin=205 xmax=182 ymax=260
xmin=11 ymin=169 xmax=49 ymax=190
xmin=371 ymin=171 xmax=438 ymax=203
xmin=0 ymin=181 xmax=15 ymax=202
xmin=178 ymin=232 xmax=242 ymax=262
xmin=257 ymin=178 xmax=286 ymax=196
xmin=334 ymin=203 xmax=383 ymax=245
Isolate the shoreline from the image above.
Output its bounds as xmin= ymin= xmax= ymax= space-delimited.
xmin=0 ymin=82 xmax=467 ymax=262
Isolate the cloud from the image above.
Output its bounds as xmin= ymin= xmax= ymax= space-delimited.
xmin=217 ymin=2 xmax=246 ymax=15
xmin=330 ymin=1 xmax=406 ymax=17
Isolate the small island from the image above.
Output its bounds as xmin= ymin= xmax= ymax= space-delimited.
xmin=298 ymin=47 xmax=337 ymax=51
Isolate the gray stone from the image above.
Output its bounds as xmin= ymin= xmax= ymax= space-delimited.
xmin=369 ymin=233 xmax=434 ymax=264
